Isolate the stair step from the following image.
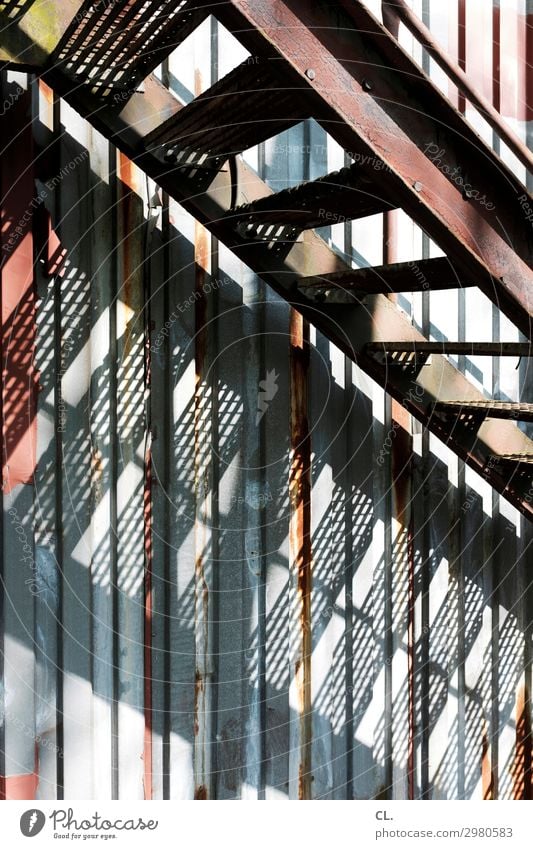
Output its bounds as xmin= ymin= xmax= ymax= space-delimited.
xmin=232 ymin=164 xmax=394 ymax=235
xmin=298 ymin=257 xmax=471 ymax=297
xmin=433 ymin=400 xmax=533 ymax=422
xmin=53 ymin=0 xmax=211 ymax=97
xmin=145 ymin=58 xmax=310 ymax=155
xmin=489 ymin=453 xmax=533 ymax=465
xmin=366 ymin=342 xmax=531 ymax=356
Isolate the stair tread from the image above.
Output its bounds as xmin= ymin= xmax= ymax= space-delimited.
xmin=490 ymin=453 xmax=533 ymax=463
xmin=299 ymin=257 xmax=469 ymax=293
xmin=145 ymin=58 xmax=309 ymax=155
xmin=433 ymin=400 xmax=533 ymax=421
xmin=52 ymin=0 xmax=210 ymax=96
xmin=366 ymin=341 xmax=530 ymax=355
xmin=232 ymin=164 xmax=394 ymax=231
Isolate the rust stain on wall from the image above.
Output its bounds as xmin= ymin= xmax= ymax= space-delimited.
xmin=117 ymin=150 xmax=141 ymax=360
xmin=194 ymin=668 xmax=203 ymax=738
xmin=289 ymin=308 xmax=312 ymax=800
xmin=194 ymin=784 xmax=208 ymax=800
xmin=481 ymin=720 xmax=493 ymax=800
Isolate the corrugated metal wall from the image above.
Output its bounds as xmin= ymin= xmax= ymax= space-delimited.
xmin=0 ymin=0 xmax=532 ymax=800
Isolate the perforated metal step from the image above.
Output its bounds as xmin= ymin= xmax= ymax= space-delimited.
xmin=52 ymin=0 xmax=210 ymax=96
xmin=230 ymin=164 xmax=394 ymax=231
xmin=433 ymin=400 xmax=533 ymax=422
xmin=145 ymin=57 xmax=311 ymax=156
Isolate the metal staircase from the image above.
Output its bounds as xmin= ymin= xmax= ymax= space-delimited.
xmin=2 ymin=0 xmax=532 ymax=516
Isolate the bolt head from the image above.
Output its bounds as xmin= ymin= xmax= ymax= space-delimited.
xmin=413 ymin=181 xmax=423 ymax=192
xmin=306 ymin=68 xmax=316 ymax=80
xmin=362 ymin=79 xmax=373 ymax=92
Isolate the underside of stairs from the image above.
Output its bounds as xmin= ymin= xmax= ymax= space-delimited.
xmin=1 ymin=0 xmax=532 ymax=516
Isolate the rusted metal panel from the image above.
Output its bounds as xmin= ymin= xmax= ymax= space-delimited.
xmin=261 ymin=286 xmax=291 ymax=800
xmin=190 ymin=52 xmax=215 ymax=802
xmin=149 ymin=187 xmax=197 ymax=800
xmin=309 ymin=334 xmax=349 ymax=799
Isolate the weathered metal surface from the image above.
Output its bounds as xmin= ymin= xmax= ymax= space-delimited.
xmin=115 ymin=148 xmax=148 ymax=799
xmin=192 ymin=212 xmax=213 ymax=800
xmin=143 ymin=434 xmax=153 ymax=800
xmin=214 ymin=0 xmax=533 ymax=338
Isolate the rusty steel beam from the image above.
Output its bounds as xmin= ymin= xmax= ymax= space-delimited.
xmin=36 ymin=72 xmax=533 ymax=517
xmin=212 ymin=0 xmax=532 ymax=338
